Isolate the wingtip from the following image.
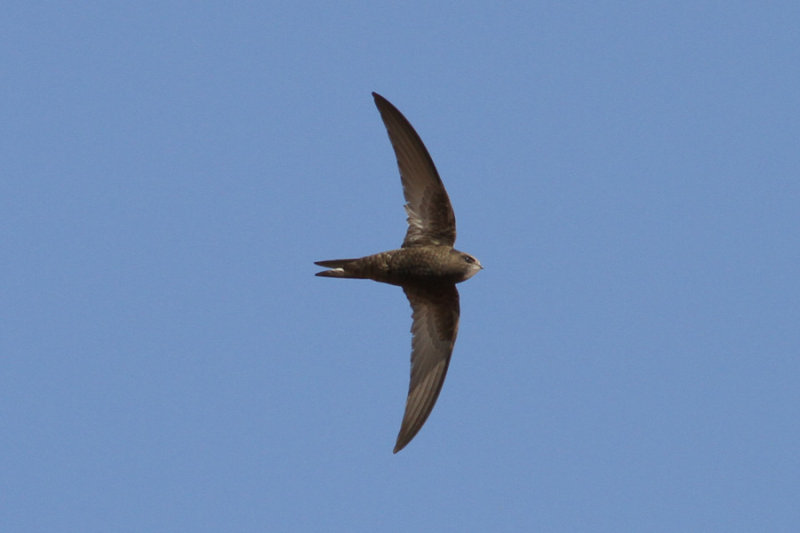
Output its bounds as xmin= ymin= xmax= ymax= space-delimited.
xmin=393 ymin=431 xmax=413 ymax=454
xmin=373 ymin=92 xmax=395 ymax=110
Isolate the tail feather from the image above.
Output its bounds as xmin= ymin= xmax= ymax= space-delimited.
xmin=314 ymin=259 xmax=356 ymax=268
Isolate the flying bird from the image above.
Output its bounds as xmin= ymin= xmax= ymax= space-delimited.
xmin=315 ymin=92 xmax=482 ymax=453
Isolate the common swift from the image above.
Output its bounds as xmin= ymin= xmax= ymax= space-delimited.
xmin=315 ymin=92 xmax=482 ymax=453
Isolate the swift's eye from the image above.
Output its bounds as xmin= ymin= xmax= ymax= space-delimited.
xmin=463 ymin=256 xmax=475 ymax=264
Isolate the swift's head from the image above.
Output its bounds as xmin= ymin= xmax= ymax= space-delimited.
xmin=451 ymin=250 xmax=483 ymax=282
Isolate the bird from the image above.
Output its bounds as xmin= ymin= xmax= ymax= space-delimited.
xmin=315 ymin=92 xmax=482 ymax=453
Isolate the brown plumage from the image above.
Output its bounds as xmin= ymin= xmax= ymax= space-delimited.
xmin=315 ymin=93 xmax=482 ymax=453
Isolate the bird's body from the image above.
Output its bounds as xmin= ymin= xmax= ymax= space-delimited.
xmin=316 ymin=246 xmax=481 ymax=286
xmin=315 ymin=92 xmax=482 ymax=453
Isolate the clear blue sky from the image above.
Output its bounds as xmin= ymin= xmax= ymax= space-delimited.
xmin=3 ymin=2 xmax=798 ymax=531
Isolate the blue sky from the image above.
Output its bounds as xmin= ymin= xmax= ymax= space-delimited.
xmin=2 ymin=2 xmax=799 ymax=531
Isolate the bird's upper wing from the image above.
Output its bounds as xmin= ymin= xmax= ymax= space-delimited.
xmin=394 ymin=283 xmax=460 ymax=453
xmin=372 ymin=92 xmax=456 ymax=248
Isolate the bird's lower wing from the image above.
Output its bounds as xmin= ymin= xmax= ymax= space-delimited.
xmin=394 ymin=284 xmax=460 ymax=453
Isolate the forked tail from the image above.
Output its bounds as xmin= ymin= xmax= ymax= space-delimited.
xmin=314 ymin=258 xmax=360 ymax=278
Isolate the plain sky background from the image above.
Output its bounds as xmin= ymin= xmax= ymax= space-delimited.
xmin=2 ymin=2 xmax=799 ymax=531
